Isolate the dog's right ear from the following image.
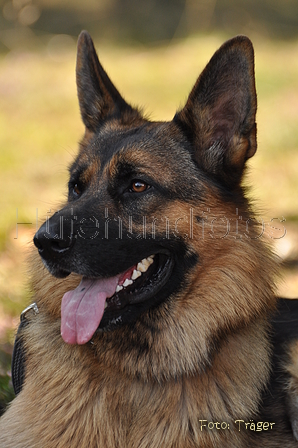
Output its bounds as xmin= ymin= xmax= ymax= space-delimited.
xmin=76 ymin=31 xmax=137 ymax=131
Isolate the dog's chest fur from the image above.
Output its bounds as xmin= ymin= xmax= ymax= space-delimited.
xmin=0 ymin=315 xmax=296 ymax=448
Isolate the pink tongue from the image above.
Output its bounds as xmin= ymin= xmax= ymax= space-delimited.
xmin=61 ymin=276 xmax=119 ymax=345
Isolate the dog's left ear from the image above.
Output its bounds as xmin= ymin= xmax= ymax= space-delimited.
xmin=76 ymin=31 xmax=138 ymax=131
xmin=175 ymin=36 xmax=257 ymax=188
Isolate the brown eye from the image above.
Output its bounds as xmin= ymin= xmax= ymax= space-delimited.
xmin=131 ymin=180 xmax=149 ymax=193
xmin=73 ymin=183 xmax=81 ymax=197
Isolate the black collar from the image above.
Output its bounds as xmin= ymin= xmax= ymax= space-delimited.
xmin=11 ymin=303 xmax=39 ymax=395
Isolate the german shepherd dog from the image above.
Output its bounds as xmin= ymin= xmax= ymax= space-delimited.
xmin=1 ymin=32 xmax=298 ymax=447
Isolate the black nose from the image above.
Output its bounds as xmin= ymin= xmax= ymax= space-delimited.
xmin=33 ymin=231 xmax=75 ymax=253
xmin=34 ymin=214 xmax=76 ymax=259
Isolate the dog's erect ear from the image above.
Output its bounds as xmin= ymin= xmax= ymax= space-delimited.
xmin=175 ymin=36 xmax=257 ymax=188
xmin=76 ymin=31 xmax=138 ymax=131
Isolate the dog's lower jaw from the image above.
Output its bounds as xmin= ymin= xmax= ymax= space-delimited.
xmin=41 ymin=258 xmax=71 ymax=279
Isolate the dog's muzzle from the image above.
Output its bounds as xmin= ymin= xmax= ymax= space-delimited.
xmin=33 ymin=211 xmax=78 ymax=278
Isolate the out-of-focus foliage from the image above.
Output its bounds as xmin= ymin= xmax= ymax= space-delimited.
xmin=1 ymin=0 xmax=298 ymax=53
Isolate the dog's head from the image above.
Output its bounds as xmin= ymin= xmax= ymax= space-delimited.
xmin=33 ymin=32 xmax=275 ymax=379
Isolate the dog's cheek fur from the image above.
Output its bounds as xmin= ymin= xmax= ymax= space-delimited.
xmin=87 ymin=196 xmax=277 ymax=380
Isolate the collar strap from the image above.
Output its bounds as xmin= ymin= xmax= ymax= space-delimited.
xmin=11 ymin=303 xmax=39 ymax=395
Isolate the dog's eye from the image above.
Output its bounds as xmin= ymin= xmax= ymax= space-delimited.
xmin=130 ymin=180 xmax=150 ymax=193
xmin=73 ymin=183 xmax=82 ymax=197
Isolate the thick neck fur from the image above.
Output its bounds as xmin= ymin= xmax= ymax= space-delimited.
xmin=1 ymin=314 xmax=269 ymax=448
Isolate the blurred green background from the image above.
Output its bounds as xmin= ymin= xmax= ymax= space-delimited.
xmin=0 ymin=0 xmax=298 ymax=412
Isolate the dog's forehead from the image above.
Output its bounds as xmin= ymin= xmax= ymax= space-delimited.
xmin=81 ymin=121 xmax=190 ymax=170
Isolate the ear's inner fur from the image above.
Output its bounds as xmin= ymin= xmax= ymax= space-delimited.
xmin=175 ymin=35 xmax=257 ymax=188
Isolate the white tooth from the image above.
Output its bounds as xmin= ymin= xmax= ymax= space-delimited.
xmin=137 ymin=262 xmax=147 ymax=272
xmin=104 ymin=301 xmax=108 ymax=309
xmin=147 ymin=256 xmax=154 ymax=265
xmin=116 ymin=285 xmax=123 ymax=292
xmin=132 ymin=269 xmax=142 ymax=280
xmin=123 ymin=279 xmax=133 ymax=287
xmin=142 ymin=258 xmax=150 ymax=267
